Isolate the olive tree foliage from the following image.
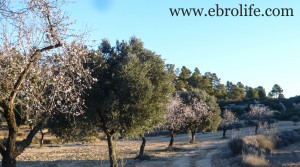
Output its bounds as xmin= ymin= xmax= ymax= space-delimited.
xmin=164 ymin=94 xmax=189 ymax=147
xmin=245 ymin=105 xmax=273 ymax=134
xmin=0 ymin=1 xmax=92 ymax=166
xmin=219 ymin=109 xmax=236 ymax=138
xmin=85 ymin=37 xmax=174 ymax=166
xmin=47 ymin=112 xmax=98 ymax=145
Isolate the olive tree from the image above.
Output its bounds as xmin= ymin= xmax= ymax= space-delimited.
xmin=0 ymin=1 xmax=92 ymax=166
xmin=85 ymin=37 xmax=174 ymax=167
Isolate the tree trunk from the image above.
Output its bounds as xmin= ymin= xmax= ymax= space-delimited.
xmin=1 ymin=103 xmax=18 ymax=167
xmin=255 ymin=124 xmax=259 ymax=134
xmin=190 ymin=130 xmax=196 ymax=143
xmin=169 ymin=131 xmax=176 ymax=147
xmin=106 ymin=133 xmax=118 ymax=167
xmin=138 ymin=136 xmax=146 ymax=158
xmin=223 ymin=128 xmax=227 ymax=138
xmin=2 ymin=152 xmax=17 ymax=167
xmin=40 ymin=130 xmax=45 ymax=147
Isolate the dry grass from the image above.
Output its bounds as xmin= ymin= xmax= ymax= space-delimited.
xmin=228 ymin=135 xmax=273 ymax=157
xmin=242 ymin=154 xmax=269 ymax=167
xmin=243 ymin=135 xmax=274 ymax=154
xmin=255 ymin=136 xmax=274 ymax=153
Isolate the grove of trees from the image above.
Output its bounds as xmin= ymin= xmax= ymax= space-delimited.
xmin=0 ymin=1 xmax=295 ymax=167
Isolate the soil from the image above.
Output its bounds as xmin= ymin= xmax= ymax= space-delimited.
xmin=0 ymin=121 xmax=299 ymax=167
xmin=268 ymin=142 xmax=300 ymax=167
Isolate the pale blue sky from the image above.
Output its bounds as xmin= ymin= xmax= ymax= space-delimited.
xmin=65 ymin=0 xmax=300 ymax=97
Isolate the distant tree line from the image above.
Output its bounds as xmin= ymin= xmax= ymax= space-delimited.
xmin=174 ymin=66 xmax=285 ymax=101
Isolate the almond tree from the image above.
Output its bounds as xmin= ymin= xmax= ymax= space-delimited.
xmin=164 ymin=95 xmax=189 ymax=147
xmin=246 ymin=105 xmax=273 ymax=134
xmin=0 ymin=1 xmax=92 ymax=166
xmin=180 ymin=90 xmax=221 ymax=142
xmin=219 ymin=109 xmax=236 ymax=138
xmin=186 ymin=99 xmax=212 ymax=143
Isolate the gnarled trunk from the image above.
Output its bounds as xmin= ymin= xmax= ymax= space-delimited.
xmin=138 ymin=136 xmax=146 ymax=158
xmin=106 ymin=132 xmax=118 ymax=167
xmin=2 ymin=152 xmax=17 ymax=167
xmin=169 ymin=130 xmax=176 ymax=147
xmin=0 ymin=103 xmax=49 ymax=167
xmin=190 ymin=130 xmax=196 ymax=143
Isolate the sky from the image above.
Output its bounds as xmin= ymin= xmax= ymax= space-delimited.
xmin=64 ymin=0 xmax=300 ymax=98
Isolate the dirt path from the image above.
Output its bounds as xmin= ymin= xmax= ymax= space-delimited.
xmin=195 ymin=146 xmax=224 ymax=167
xmin=3 ymin=121 xmax=299 ymax=167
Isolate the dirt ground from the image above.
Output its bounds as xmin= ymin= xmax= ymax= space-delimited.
xmin=269 ymin=141 xmax=300 ymax=167
xmin=0 ymin=121 xmax=299 ymax=167
xmin=211 ymin=122 xmax=300 ymax=167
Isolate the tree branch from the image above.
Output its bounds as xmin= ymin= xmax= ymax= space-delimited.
xmin=9 ymin=43 xmax=62 ymax=103
xmin=15 ymin=113 xmax=51 ymax=157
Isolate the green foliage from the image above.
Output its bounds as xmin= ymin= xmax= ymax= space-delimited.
xmin=188 ymin=68 xmax=202 ymax=89
xmin=256 ymin=86 xmax=266 ymax=99
xmin=245 ymin=87 xmax=259 ymax=99
xmin=176 ymin=66 xmax=191 ymax=91
xmin=85 ymin=37 xmax=174 ymax=137
xmin=269 ymin=84 xmax=283 ymax=99
xmin=48 ymin=113 xmax=98 ymax=144
xmin=226 ymin=81 xmax=245 ymax=101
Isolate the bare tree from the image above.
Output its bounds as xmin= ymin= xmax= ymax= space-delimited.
xmin=0 ymin=1 xmax=92 ymax=166
xmin=219 ymin=109 xmax=236 ymax=138
xmin=164 ymin=95 xmax=189 ymax=147
xmin=246 ymin=105 xmax=272 ymax=134
xmin=186 ymin=99 xmax=212 ymax=143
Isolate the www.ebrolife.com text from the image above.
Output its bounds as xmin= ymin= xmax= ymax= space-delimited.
xmin=170 ymin=4 xmax=294 ymax=17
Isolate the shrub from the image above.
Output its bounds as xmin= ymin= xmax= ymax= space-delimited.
xmin=229 ymin=135 xmax=274 ymax=156
xmin=242 ymin=136 xmax=273 ymax=156
xmin=291 ymin=115 xmax=300 ymax=125
xmin=255 ymin=136 xmax=274 ymax=154
xmin=228 ymin=137 xmax=244 ymax=155
xmin=274 ymin=129 xmax=300 ymax=148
